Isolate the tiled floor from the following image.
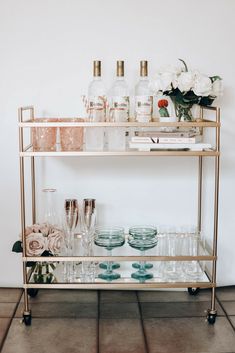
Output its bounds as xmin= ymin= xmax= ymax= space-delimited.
xmin=1 ymin=287 xmax=235 ymax=353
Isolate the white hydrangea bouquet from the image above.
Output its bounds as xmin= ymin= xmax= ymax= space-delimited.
xmin=12 ymin=223 xmax=63 ymax=283
xmin=152 ymin=59 xmax=223 ymax=121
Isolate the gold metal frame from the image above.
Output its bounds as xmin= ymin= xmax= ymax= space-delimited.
xmin=18 ymin=106 xmax=220 ymax=321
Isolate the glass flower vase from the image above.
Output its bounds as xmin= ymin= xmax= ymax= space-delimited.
xmin=172 ymin=100 xmax=194 ymax=122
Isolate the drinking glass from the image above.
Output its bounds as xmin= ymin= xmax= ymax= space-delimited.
xmin=59 ymin=118 xmax=84 ymax=151
xmin=183 ymin=226 xmax=203 ymax=280
xmin=94 ymin=227 xmax=125 ymax=281
xmin=64 ymin=199 xmax=79 ymax=282
xmin=164 ymin=227 xmax=181 ymax=281
xmin=128 ymin=226 xmax=158 ymax=282
xmin=80 ymin=199 xmax=97 ymax=282
xmin=32 ymin=118 xmax=57 ymax=151
xmin=42 ymin=188 xmax=57 ymax=226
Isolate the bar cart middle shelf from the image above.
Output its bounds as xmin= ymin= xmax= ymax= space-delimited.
xmin=18 ymin=105 xmax=220 ymax=326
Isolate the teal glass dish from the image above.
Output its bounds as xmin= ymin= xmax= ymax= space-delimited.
xmin=94 ymin=226 xmax=125 ymax=281
xmin=128 ymin=226 xmax=158 ymax=282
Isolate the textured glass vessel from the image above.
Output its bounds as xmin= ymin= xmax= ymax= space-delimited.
xmin=59 ymin=118 xmax=84 ymax=151
xmin=94 ymin=227 xmax=125 ymax=281
xmin=128 ymin=226 xmax=158 ymax=282
xmin=32 ymin=118 xmax=57 ymax=151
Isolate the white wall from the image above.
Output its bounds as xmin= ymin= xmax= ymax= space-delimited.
xmin=0 ymin=0 xmax=234 ymax=286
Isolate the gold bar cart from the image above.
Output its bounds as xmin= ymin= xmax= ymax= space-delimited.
xmin=18 ymin=106 xmax=220 ymax=325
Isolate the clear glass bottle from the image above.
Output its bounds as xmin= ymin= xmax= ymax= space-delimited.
xmin=107 ymin=61 xmax=128 ymax=151
xmin=135 ymin=60 xmax=153 ymax=122
xmin=86 ymin=60 xmax=106 ymax=151
xmin=109 ymin=60 xmax=129 ymax=122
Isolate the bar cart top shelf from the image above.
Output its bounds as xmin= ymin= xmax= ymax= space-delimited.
xmin=19 ymin=105 xmax=220 ymax=157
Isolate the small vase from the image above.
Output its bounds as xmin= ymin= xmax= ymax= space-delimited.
xmin=172 ymin=101 xmax=194 ymax=122
xmin=33 ymin=262 xmax=56 ymax=284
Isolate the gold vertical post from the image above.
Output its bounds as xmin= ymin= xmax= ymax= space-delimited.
xmin=197 ymin=106 xmax=204 ymax=233
xmin=18 ymin=107 xmax=30 ymax=313
xmin=197 ymin=156 xmax=203 ymax=233
xmin=210 ymin=107 xmax=220 ymax=312
xmin=30 ymin=107 xmax=36 ymax=224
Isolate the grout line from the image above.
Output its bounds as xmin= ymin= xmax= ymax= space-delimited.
xmin=0 ymin=291 xmax=23 ymax=352
xmin=215 ymin=295 xmax=235 ymax=332
xmin=136 ymin=291 xmax=149 ymax=353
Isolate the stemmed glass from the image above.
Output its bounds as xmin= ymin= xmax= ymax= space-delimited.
xmin=64 ymin=199 xmax=79 ymax=281
xmin=80 ymin=199 xmax=97 ymax=282
xmin=94 ymin=227 xmax=125 ymax=281
xmin=128 ymin=226 xmax=158 ymax=282
xmin=80 ymin=199 xmax=96 ymax=254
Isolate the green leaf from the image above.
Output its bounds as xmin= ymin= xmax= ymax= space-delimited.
xmin=178 ymin=58 xmax=188 ymax=72
xmin=41 ymin=250 xmax=53 ymax=257
xmin=210 ymin=75 xmax=222 ymax=83
xmin=12 ymin=241 xmax=22 ymax=253
xmin=199 ymin=96 xmax=215 ymax=106
xmin=26 ymin=261 xmax=35 ymax=267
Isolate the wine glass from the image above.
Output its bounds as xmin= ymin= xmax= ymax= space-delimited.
xmin=128 ymin=226 xmax=158 ymax=282
xmin=94 ymin=227 xmax=125 ymax=281
xmin=64 ymin=199 xmax=79 ymax=282
xmin=80 ymin=199 xmax=98 ymax=282
xmin=80 ymin=199 xmax=96 ymax=254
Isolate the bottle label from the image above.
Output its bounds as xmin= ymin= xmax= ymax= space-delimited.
xmin=88 ymin=96 xmax=106 ymax=121
xmin=135 ymin=96 xmax=153 ymax=122
xmin=110 ymin=96 xmax=129 ymax=121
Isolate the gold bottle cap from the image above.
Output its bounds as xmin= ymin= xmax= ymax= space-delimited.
xmin=93 ymin=60 xmax=101 ymax=77
xmin=140 ymin=60 xmax=148 ymax=77
xmin=117 ymin=60 xmax=124 ymax=77
xmin=65 ymin=199 xmax=79 ymax=212
xmin=83 ymin=198 xmax=96 ymax=213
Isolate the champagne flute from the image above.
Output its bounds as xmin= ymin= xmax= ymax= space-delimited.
xmin=80 ymin=199 xmax=97 ymax=282
xmin=64 ymin=199 xmax=79 ymax=282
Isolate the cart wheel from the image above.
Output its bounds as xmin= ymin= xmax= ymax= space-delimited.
xmin=27 ymin=289 xmax=39 ymax=298
xmin=23 ymin=311 xmax=32 ymax=326
xmin=207 ymin=313 xmax=217 ymax=325
xmin=188 ymin=287 xmax=200 ymax=296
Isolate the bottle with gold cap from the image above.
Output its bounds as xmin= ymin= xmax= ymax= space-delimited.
xmin=135 ymin=60 xmax=153 ymax=122
xmin=88 ymin=60 xmax=106 ymax=122
xmin=86 ymin=60 xmax=106 ymax=151
xmin=109 ymin=60 xmax=129 ymax=122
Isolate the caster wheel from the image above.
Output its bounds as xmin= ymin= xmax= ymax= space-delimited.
xmin=23 ymin=311 xmax=32 ymax=326
xmin=27 ymin=289 xmax=39 ymax=298
xmin=207 ymin=313 xmax=216 ymax=325
xmin=188 ymin=287 xmax=200 ymax=296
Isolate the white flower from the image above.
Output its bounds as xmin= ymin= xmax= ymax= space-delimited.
xmin=211 ymin=79 xmax=223 ymax=97
xmin=177 ymin=71 xmax=195 ymax=92
xmin=193 ymin=74 xmax=212 ymax=97
xmin=26 ymin=233 xmax=47 ymax=256
xmin=47 ymin=230 xmax=63 ymax=255
xmin=160 ymin=72 xmax=174 ymax=91
xmin=158 ymin=64 xmax=182 ymax=75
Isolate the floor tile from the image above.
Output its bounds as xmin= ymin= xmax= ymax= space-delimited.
xmin=143 ymin=317 xmax=235 ymax=353
xmin=100 ymin=302 xmax=140 ymax=319
xmin=138 ymin=289 xmax=211 ymax=302
xmin=1 ymin=318 xmax=97 ymax=353
xmin=0 ymin=318 xmax=11 ymax=348
xmin=220 ymin=301 xmax=235 ymax=316
xmin=100 ymin=290 xmax=138 ymax=303
xmin=140 ymin=301 xmax=224 ymax=318
xmin=0 ymin=303 xmax=18 ymax=318
xmin=20 ymin=289 xmax=98 ymax=303
xmin=0 ymin=289 xmax=22 ymax=303
xmin=216 ymin=286 xmax=235 ymax=301
xmin=15 ymin=302 xmax=97 ymax=318
xmin=99 ymin=319 xmax=146 ymax=353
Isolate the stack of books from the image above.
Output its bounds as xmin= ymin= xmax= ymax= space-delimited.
xmin=129 ymin=131 xmax=212 ymax=151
